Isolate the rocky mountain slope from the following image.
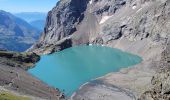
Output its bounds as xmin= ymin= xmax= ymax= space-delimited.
xmin=29 ymin=0 xmax=170 ymax=99
xmin=30 ymin=0 xmax=170 ymax=55
xmin=139 ymin=41 xmax=170 ymax=100
xmin=0 ymin=50 xmax=63 ymax=100
xmin=0 ymin=10 xmax=40 ymax=52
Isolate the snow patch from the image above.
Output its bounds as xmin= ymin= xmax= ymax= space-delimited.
xmin=100 ymin=15 xmax=112 ymax=24
xmin=89 ymin=44 xmax=93 ymax=46
xmin=89 ymin=0 xmax=93 ymax=4
xmin=137 ymin=8 xmax=142 ymax=13
xmin=132 ymin=5 xmax=137 ymax=9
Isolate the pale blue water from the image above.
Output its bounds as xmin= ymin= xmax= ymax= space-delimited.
xmin=28 ymin=45 xmax=142 ymax=96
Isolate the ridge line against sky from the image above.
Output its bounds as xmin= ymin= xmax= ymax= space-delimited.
xmin=0 ymin=0 xmax=59 ymax=13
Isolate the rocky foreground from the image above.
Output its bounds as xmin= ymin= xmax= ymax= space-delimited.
xmin=71 ymin=80 xmax=136 ymax=100
xmin=0 ymin=50 xmax=63 ymax=100
xmin=139 ymin=42 xmax=170 ymax=100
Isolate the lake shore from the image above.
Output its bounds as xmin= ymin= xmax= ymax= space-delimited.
xmin=71 ymin=80 xmax=136 ymax=100
xmin=71 ymin=37 xmax=165 ymax=100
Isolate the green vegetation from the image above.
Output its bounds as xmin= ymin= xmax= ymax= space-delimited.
xmin=0 ymin=92 xmax=30 ymax=100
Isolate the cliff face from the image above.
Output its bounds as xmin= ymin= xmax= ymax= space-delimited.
xmin=30 ymin=0 xmax=128 ymax=54
xmin=30 ymin=0 xmax=170 ymax=56
xmin=30 ymin=0 xmax=170 ymax=99
xmin=44 ymin=0 xmax=89 ymax=42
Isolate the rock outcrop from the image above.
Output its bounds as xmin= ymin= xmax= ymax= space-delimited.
xmin=29 ymin=0 xmax=89 ymax=53
xmin=139 ymin=41 xmax=170 ymax=100
xmin=0 ymin=50 xmax=40 ymax=70
xmin=0 ymin=51 xmax=63 ymax=100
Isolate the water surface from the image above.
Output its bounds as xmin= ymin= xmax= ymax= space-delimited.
xmin=29 ymin=45 xmax=142 ymax=96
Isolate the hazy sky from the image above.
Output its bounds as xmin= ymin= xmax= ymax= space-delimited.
xmin=0 ymin=0 xmax=59 ymax=13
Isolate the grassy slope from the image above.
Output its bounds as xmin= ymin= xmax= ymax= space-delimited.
xmin=0 ymin=91 xmax=30 ymax=100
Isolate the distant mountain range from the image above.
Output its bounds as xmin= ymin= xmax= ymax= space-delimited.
xmin=15 ymin=12 xmax=47 ymax=31
xmin=14 ymin=12 xmax=47 ymax=22
xmin=30 ymin=20 xmax=45 ymax=30
xmin=0 ymin=10 xmax=41 ymax=52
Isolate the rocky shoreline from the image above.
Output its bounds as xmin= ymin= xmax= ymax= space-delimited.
xmin=71 ymin=37 xmax=170 ymax=100
xmin=72 ymin=80 xmax=136 ymax=100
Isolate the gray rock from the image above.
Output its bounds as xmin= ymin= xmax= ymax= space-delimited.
xmin=31 ymin=0 xmax=170 ymax=54
xmin=139 ymin=41 xmax=170 ymax=100
xmin=30 ymin=0 xmax=128 ymax=54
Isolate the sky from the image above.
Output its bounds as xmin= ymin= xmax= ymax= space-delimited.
xmin=0 ymin=0 xmax=59 ymax=13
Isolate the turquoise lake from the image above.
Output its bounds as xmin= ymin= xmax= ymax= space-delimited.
xmin=28 ymin=45 xmax=142 ymax=96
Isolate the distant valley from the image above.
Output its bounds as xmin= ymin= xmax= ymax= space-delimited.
xmin=30 ymin=19 xmax=45 ymax=31
xmin=15 ymin=12 xmax=46 ymax=31
xmin=0 ymin=10 xmax=42 ymax=52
